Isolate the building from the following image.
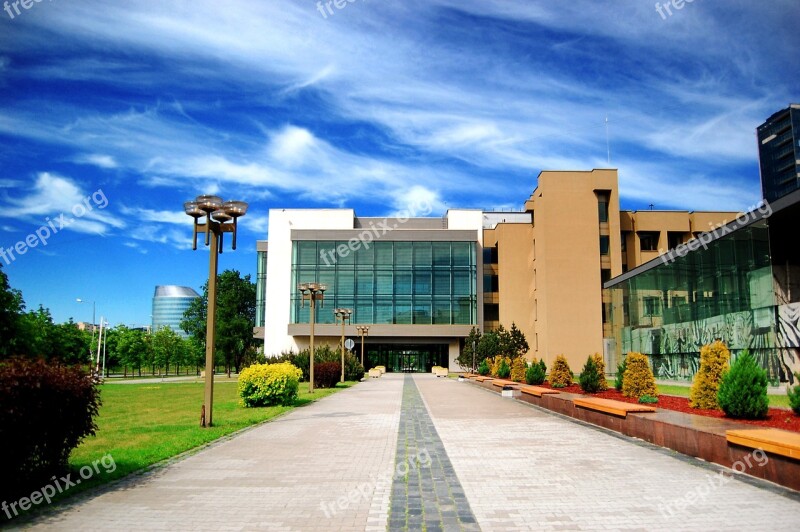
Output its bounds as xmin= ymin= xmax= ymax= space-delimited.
xmin=151 ymin=285 xmax=200 ymax=338
xmin=262 ymin=170 xmax=736 ymax=373
xmin=605 ymin=104 xmax=800 ymax=384
xmin=758 ymin=104 xmax=800 ymax=203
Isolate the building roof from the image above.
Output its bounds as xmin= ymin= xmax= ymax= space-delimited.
xmin=153 ymin=285 xmax=200 ymax=298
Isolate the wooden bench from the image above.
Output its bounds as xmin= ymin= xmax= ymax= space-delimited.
xmin=474 ymin=376 xmax=494 ymax=382
xmin=726 ymin=429 xmax=800 ymax=460
xmin=573 ymin=397 xmax=657 ymax=418
xmin=491 ymin=379 xmax=519 ymax=388
xmin=520 ymin=386 xmax=561 ymax=397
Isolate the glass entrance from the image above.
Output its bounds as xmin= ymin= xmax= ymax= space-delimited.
xmin=365 ymin=344 xmax=448 ymax=373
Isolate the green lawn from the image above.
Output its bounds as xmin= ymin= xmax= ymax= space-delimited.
xmin=18 ymin=380 xmax=352 ymax=515
xmin=657 ymin=383 xmax=792 ymax=409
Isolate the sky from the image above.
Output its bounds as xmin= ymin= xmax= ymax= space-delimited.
xmin=0 ymin=0 xmax=797 ymax=327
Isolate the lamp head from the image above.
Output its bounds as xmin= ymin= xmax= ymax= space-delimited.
xmin=195 ymin=195 xmax=223 ymax=213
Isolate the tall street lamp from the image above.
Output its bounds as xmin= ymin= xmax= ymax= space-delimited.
xmin=184 ymin=194 xmax=247 ymax=427
xmin=299 ymin=283 xmax=327 ymax=393
xmin=334 ymin=308 xmax=352 ymax=383
xmin=76 ymin=298 xmax=96 ymax=361
xmin=356 ymin=325 xmax=370 ymax=367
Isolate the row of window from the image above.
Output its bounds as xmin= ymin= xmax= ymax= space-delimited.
xmin=295 ymin=240 xmax=476 ymax=267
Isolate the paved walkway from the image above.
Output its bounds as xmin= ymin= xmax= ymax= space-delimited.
xmin=21 ymin=374 xmax=800 ymax=531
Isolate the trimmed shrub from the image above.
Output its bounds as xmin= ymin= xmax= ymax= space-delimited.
xmin=526 ymin=359 xmax=546 ymax=385
xmin=614 ymin=357 xmax=627 ymax=391
xmin=0 ymin=357 xmax=101 ymax=496
xmin=689 ymin=340 xmax=730 ymax=409
xmin=591 ymin=353 xmax=609 ymax=391
xmin=497 ymin=359 xmax=511 ymax=379
xmin=717 ymin=351 xmax=768 ymax=419
xmin=510 ymin=357 xmax=528 ymax=382
xmin=622 ymin=352 xmax=658 ymax=399
xmin=789 ymin=372 xmax=800 ymax=415
xmin=578 ymin=356 xmax=602 ymax=393
xmin=477 ymin=359 xmax=490 ymax=376
xmin=549 ymin=354 xmax=572 ymax=388
xmin=238 ymin=362 xmax=302 ymax=407
xmin=491 ymin=355 xmax=511 ymax=377
xmin=277 ymin=345 xmax=363 ymax=382
xmin=314 ymin=361 xmax=341 ymax=389
xmin=638 ymin=395 xmax=658 ymax=404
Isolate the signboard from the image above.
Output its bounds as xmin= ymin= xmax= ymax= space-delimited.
xmin=344 ymin=338 xmax=355 ymax=350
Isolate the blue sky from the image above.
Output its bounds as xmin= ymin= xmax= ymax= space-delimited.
xmin=0 ymin=0 xmax=797 ymax=327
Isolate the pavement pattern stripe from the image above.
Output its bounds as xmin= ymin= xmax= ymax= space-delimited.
xmin=388 ymin=375 xmax=479 ymax=532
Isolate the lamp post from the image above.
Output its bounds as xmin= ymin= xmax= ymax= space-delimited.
xmin=76 ymin=298 xmax=96 ymax=361
xmin=334 ymin=308 xmax=352 ymax=383
xmin=356 ymin=325 xmax=370 ymax=367
xmin=184 ymin=194 xmax=247 ymax=427
xmin=299 ymin=283 xmax=327 ymax=393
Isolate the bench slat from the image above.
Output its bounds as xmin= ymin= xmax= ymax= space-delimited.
xmin=726 ymin=429 xmax=800 ymax=460
xmin=573 ymin=397 xmax=657 ymax=418
xmin=520 ymin=386 xmax=560 ymax=397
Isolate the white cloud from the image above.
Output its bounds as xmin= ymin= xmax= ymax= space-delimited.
xmin=74 ymin=153 xmax=118 ymax=169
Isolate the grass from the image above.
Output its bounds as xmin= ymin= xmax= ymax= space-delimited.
xmin=6 ymin=380 xmax=352 ymax=521
xmin=657 ymin=383 xmax=792 ymax=409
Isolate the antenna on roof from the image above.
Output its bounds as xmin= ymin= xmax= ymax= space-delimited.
xmin=605 ymin=115 xmax=611 ymax=165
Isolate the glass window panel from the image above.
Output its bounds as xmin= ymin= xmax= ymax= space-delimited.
xmin=453 ymin=271 xmax=471 ymax=295
xmin=434 ymin=271 xmax=451 ymax=295
xmin=357 ymin=243 xmax=374 ymax=266
xmin=357 ymin=270 xmax=374 ymax=295
xmin=296 ymin=241 xmax=317 ymax=265
xmin=413 ymin=242 xmax=432 ymax=266
xmin=376 ymin=271 xmax=393 ymax=295
xmin=375 ymin=299 xmax=393 ymax=324
xmin=395 ymin=271 xmax=412 ymax=295
xmin=452 ymin=242 xmax=471 ymax=266
xmin=413 ymin=298 xmax=432 ymax=324
xmin=355 ymin=300 xmax=373 ymax=323
xmin=318 ymin=241 xmax=337 ymax=267
xmin=433 ymin=299 xmax=451 ymax=324
xmin=395 ymin=299 xmax=412 ymax=324
xmin=395 ymin=242 xmax=413 ymax=267
xmin=453 ymin=297 xmax=474 ymax=324
xmin=337 ymin=268 xmax=355 ymax=295
xmin=414 ymin=270 xmax=432 ymax=295
xmin=375 ymin=242 xmax=393 ymax=265
xmin=433 ymin=242 xmax=451 ymax=267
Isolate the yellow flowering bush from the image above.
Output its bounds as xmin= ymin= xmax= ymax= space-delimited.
xmin=689 ymin=341 xmax=730 ymax=409
xmin=622 ymin=352 xmax=658 ymax=399
xmin=238 ymin=362 xmax=302 ymax=407
xmin=549 ymin=354 xmax=572 ymax=387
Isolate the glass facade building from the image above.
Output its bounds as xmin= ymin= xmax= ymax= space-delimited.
xmin=151 ymin=285 xmax=200 ymax=339
xmin=758 ymin=104 xmax=800 ymax=203
xmin=290 ymin=240 xmax=478 ymax=326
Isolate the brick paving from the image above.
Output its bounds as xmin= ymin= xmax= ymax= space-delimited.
xmin=388 ymin=375 xmax=478 ymax=532
xmin=414 ymin=375 xmax=800 ymax=531
xmin=18 ymin=373 xmax=800 ymax=531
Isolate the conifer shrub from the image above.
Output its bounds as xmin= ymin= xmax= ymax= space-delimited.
xmin=491 ymin=355 xmax=511 ymax=377
xmin=549 ymin=354 xmax=572 ymax=388
xmin=621 ymin=352 xmax=658 ymax=399
xmin=789 ymin=372 xmax=800 ymax=415
xmin=689 ymin=341 xmax=730 ymax=409
xmin=525 ymin=358 xmax=546 ymax=385
xmin=614 ymin=357 xmax=627 ymax=391
xmin=638 ymin=395 xmax=658 ymax=404
xmin=579 ymin=356 xmax=602 ymax=393
xmin=510 ymin=357 xmax=528 ymax=382
xmin=238 ymin=362 xmax=302 ymax=407
xmin=591 ymin=353 xmax=609 ymax=391
xmin=497 ymin=359 xmax=511 ymax=379
xmin=717 ymin=350 xmax=769 ymax=419
xmin=477 ymin=359 xmax=490 ymax=376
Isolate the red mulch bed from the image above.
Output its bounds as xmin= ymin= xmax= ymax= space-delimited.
xmin=537 ymin=382 xmax=800 ymax=433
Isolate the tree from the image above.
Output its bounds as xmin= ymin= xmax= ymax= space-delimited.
xmin=151 ymin=326 xmax=185 ymax=375
xmin=181 ymin=270 xmax=257 ymax=375
xmin=477 ymin=331 xmax=501 ymax=361
xmin=52 ymin=320 xmax=91 ymax=365
xmin=0 ymin=264 xmax=25 ymax=358
xmin=717 ymin=350 xmax=769 ymax=419
xmin=690 ymin=341 xmax=730 ymax=409
xmin=457 ymin=327 xmax=482 ymax=371
xmin=115 ymin=326 xmax=150 ymax=377
xmin=507 ymin=323 xmax=529 ymax=359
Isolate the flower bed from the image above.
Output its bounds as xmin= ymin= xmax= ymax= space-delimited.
xmin=538 ymin=383 xmax=800 ymax=433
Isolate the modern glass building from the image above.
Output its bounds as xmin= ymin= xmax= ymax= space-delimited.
xmin=758 ymin=104 xmax=800 ymax=203
xmin=151 ymin=285 xmax=200 ymax=339
xmin=605 ymin=188 xmax=800 ymax=384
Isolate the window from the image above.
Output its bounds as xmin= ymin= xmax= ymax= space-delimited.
xmin=484 ymin=303 xmax=499 ymax=321
xmin=667 ymin=232 xmax=684 ymax=250
xmin=639 ymin=232 xmax=660 ymax=252
xmin=599 ymin=235 xmax=610 ymax=255
xmin=482 ymin=246 xmax=498 ymax=264
xmin=620 ymin=232 xmax=628 ymax=252
xmin=597 ymin=192 xmax=610 ymax=223
xmin=643 ymin=296 xmax=660 ymax=317
xmin=483 ymin=274 xmax=499 ymax=293
xmin=601 ymin=268 xmax=611 ymax=285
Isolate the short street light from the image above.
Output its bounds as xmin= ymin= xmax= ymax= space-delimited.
xmin=334 ymin=308 xmax=352 ymax=383
xmin=356 ymin=325 xmax=370 ymax=367
xmin=184 ymin=194 xmax=247 ymax=427
xmin=299 ymin=282 xmax=327 ymax=393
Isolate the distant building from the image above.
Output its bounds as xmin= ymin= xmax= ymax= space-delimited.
xmin=758 ymin=103 xmax=800 ymax=203
xmin=151 ymin=285 xmax=200 ymax=338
